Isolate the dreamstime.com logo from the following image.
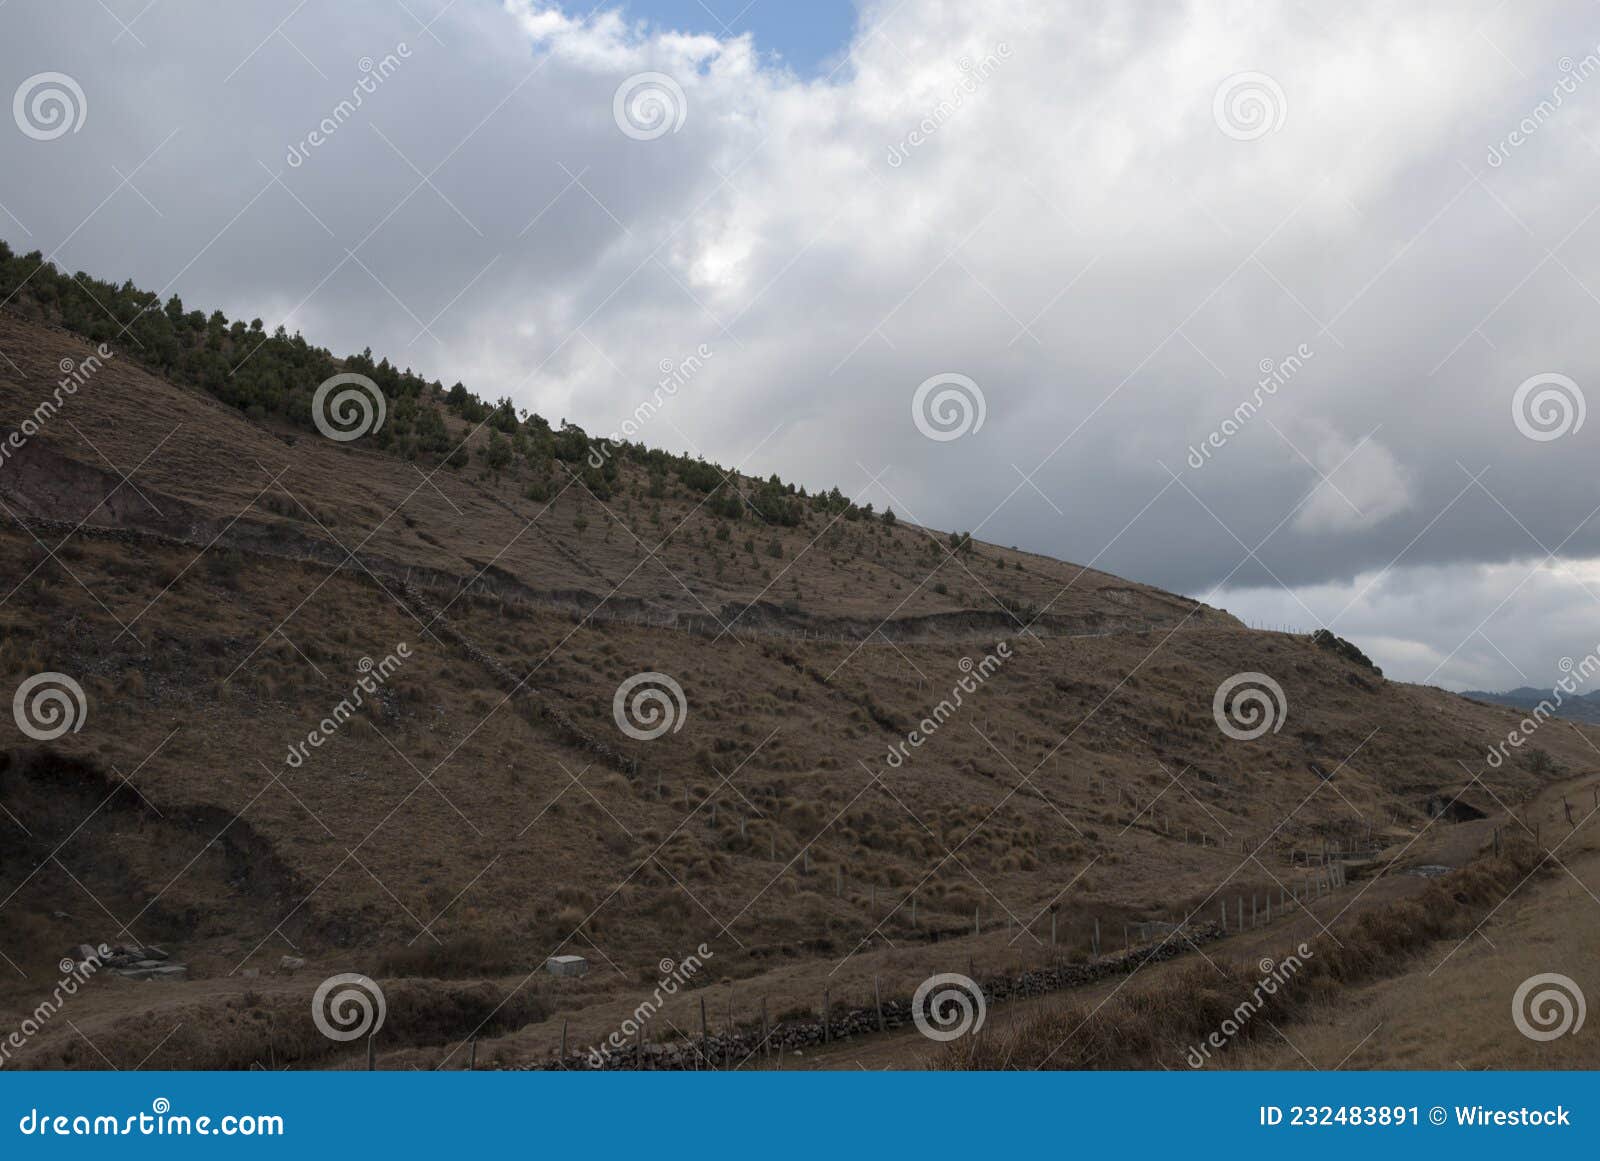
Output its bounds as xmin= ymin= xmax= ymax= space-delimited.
xmin=1186 ymin=343 xmax=1313 ymax=469
xmin=1512 ymin=372 xmax=1584 ymax=442
xmin=586 ymin=945 xmax=713 ymax=1065
xmin=612 ymin=671 xmax=687 ymax=740
xmin=285 ymin=43 xmax=411 ymax=168
xmin=12 ymin=672 xmax=87 ymax=741
xmin=13 ymin=72 xmax=86 ymax=140
xmin=912 ymin=372 xmax=986 ymax=442
xmin=283 ymin=646 xmax=411 ymax=768
xmin=613 ymin=71 xmax=687 ymax=141
xmin=587 ymin=344 xmax=713 ymax=469
xmin=1512 ymin=973 xmax=1585 ymax=1042
xmin=884 ymin=644 xmax=1011 ymax=768
xmin=1213 ymin=71 xmax=1286 ymax=141
xmin=1486 ymin=47 xmax=1600 ymax=168
xmin=17 ymin=1098 xmax=283 ymax=1137
xmin=0 ymin=345 xmax=116 ymax=473
xmin=912 ymin=973 xmax=986 ymax=1042
xmin=1187 ymin=946 xmax=1313 ymax=1067
xmin=1 ymin=945 xmax=110 ymax=1069
xmin=311 ymin=973 xmax=387 ymax=1042
xmin=1485 ymin=645 xmax=1600 ymax=768
xmin=1212 ymin=671 xmax=1287 ymax=741
xmin=312 ymin=373 xmax=386 ymax=442
xmin=884 ymin=43 xmax=1011 ymax=168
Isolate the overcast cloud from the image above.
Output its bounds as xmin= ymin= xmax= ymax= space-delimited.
xmin=4 ymin=0 xmax=1600 ymax=691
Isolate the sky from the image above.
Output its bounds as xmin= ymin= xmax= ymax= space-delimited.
xmin=3 ymin=0 xmax=1600 ymax=693
xmin=621 ymin=0 xmax=856 ymax=75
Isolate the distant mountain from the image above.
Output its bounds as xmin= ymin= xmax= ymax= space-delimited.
xmin=1459 ymin=686 xmax=1600 ymax=725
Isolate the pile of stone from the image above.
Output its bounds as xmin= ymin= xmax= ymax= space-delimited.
xmin=72 ymin=942 xmax=187 ymax=981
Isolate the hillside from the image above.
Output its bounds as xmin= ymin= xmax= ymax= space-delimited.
xmin=0 ymin=262 xmax=1594 ymax=1071
xmin=1460 ymin=686 xmax=1600 ymax=727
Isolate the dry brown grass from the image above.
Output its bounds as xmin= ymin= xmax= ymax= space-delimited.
xmin=2 ymin=311 xmax=1597 ymax=1068
xmin=936 ymin=839 xmax=1549 ymax=1070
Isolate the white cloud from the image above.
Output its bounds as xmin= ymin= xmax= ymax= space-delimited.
xmin=5 ymin=0 xmax=1600 ymax=690
xmin=1290 ymin=428 xmax=1415 ymax=533
xmin=1218 ymin=554 xmax=1600 ymax=689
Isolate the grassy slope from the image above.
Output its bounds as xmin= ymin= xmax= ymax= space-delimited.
xmin=1 ymin=311 xmax=1595 ymax=1069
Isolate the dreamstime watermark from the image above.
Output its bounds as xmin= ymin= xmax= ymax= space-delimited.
xmin=885 ymin=44 xmax=1011 ymax=168
xmin=1213 ymin=71 xmax=1286 ymax=141
xmin=311 ymin=372 xmax=387 ymax=442
xmin=1511 ymin=372 xmax=1584 ymax=442
xmin=12 ymin=672 xmax=87 ymax=742
xmin=1185 ymin=945 xmax=1313 ymax=1067
xmin=587 ymin=344 xmax=713 ymax=469
xmin=912 ymin=372 xmax=986 ymax=442
xmin=612 ymin=672 xmax=687 ymax=741
xmin=884 ymin=644 xmax=1011 ymax=768
xmin=12 ymin=72 xmax=86 ymax=141
xmin=285 ymin=45 xmax=411 ymax=168
xmin=0 ymin=346 xmax=114 ymax=472
xmin=585 ymin=946 xmax=713 ymax=1065
xmin=1212 ymin=671 xmax=1287 ymax=741
xmin=1512 ymin=973 xmax=1585 ymax=1041
xmin=283 ymin=646 xmax=410 ymax=767
xmin=311 ymin=973 xmax=387 ymax=1042
xmin=1485 ymin=646 xmax=1600 ymax=768
xmin=17 ymin=1100 xmax=284 ymax=1137
xmin=911 ymin=972 xmax=987 ymax=1042
xmin=0 ymin=945 xmax=111 ymax=1069
xmin=1186 ymin=343 xmax=1313 ymax=469
xmin=1487 ymin=48 xmax=1600 ymax=168
xmin=613 ymin=71 xmax=687 ymax=141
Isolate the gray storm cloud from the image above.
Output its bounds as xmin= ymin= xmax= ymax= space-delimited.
xmin=3 ymin=0 xmax=1600 ymax=689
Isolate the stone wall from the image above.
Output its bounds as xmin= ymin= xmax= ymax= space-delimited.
xmin=529 ymin=922 xmax=1223 ymax=1070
